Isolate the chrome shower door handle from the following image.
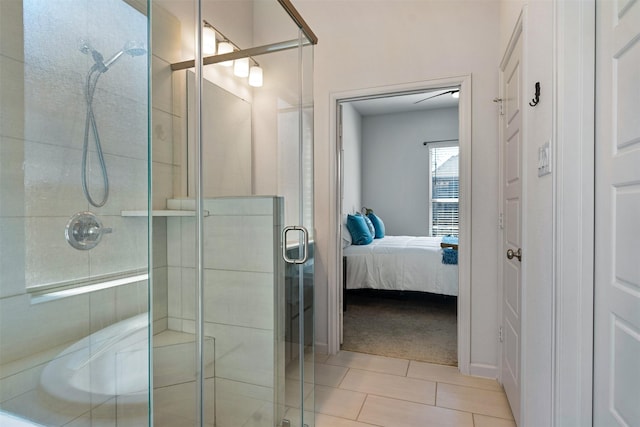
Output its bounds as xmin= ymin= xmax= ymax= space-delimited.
xmin=282 ymin=226 xmax=309 ymax=264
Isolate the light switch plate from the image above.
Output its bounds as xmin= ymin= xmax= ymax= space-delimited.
xmin=538 ymin=140 xmax=551 ymax=177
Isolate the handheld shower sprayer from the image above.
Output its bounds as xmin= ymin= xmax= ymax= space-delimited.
xmin=80 ymin=40 xmax=146 ymax=72
xmin=103 ymin=41 xmax=147 ymax=70
xmin=79 ymin=39 xmax=147 ymax=207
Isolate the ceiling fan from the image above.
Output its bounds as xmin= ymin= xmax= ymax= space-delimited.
xmin=414 ymin=89 xmax=460 ymax=104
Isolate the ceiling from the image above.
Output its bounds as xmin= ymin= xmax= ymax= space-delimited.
xmin=347 ymin=87 xmax=460 ymax=116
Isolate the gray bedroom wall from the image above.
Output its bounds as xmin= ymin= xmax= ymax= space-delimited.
xmin=361 ymin=107 xmax=459 ymax=236
xmin=342 ymin=103 xmax=363 ymax=215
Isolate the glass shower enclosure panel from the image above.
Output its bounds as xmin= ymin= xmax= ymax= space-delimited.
xmin=0 ymin=0 xmax=151 ymax=426
xmin=161 ymin=0 xmax=316 ymax=425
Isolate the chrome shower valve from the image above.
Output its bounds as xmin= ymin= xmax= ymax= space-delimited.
xmin=65 ymin=211 xmax=112 ymax=250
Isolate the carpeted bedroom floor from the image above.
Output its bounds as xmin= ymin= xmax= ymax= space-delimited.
xmin=342 ymin=290 xmax=458 ymax=366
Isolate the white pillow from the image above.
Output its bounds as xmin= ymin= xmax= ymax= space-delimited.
xmin=342 ymin=214 xmax=352 ymax=247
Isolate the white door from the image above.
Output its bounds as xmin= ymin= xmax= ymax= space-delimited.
xmin=500 ymin=22 xmax=523 ymax=424
xmin=594 ymin=0 xmax=640 ymax=425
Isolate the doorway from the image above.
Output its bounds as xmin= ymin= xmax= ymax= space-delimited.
xmin=329 ymin=76 xmax=472 ymax=372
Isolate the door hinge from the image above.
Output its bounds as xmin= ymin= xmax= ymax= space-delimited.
xmin=498 ymin=212 xmax=504 ymax=229
xmin=493 ymin=97 xmax=504 ymax=116
xmin=499 ymin=326 xmax=504 ymax=343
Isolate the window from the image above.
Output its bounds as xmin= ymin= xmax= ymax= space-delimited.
xmin=427 ymin=143 xmax=459 ymax=237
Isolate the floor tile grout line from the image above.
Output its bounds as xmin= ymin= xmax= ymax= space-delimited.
xmin=331 ymin=360 xmax=502 ymax=391
xmin=316 ymin=411 xmax=382 ymax=427
xmin=333 ymin=356 xmax=500 ymax=380
xmin=316 ymin=380 xmax=512 ymax=426
xmin=323 ymin=363 xmax=408 ymax=377
xmin=429 ymin=382 xmax=503 ymax=392
xmin=344 ymin=366 xmax=440 ymax=383
xmin=336 ymin=367 xmax=350 ymax=388
xmin=338 ymin=388 xmax=437 ymax=407
xmin=317 ymin=351 xmax=513 ymax=424
xmin=436 ymin=397 xmax=515 ymax=422
xmin=334 ymin=371 xmax=443 ymax=406
xmin=354 ymin=393 xmax=369 ymax=424
xmin=406 ymin=377 xmax=503 ymax=392
xmin=354 ymin=391 xmax=489 ymax=421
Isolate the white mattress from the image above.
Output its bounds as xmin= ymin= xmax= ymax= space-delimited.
xmin=343 ymin=235 xmax=459 ymax=296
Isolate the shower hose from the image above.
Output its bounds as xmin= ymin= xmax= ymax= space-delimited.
xmin=82 ymin=63 xmax=109 ymax=207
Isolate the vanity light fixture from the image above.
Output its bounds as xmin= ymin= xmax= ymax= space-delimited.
xmin=233 ymin=57 xmax=250 ymax=77
xmin=202 ymin=20 xmax=263 ymax=86
xmin=202 ymin=24 xmax=217 ymax=55
xmin=248 ymin=65 xmax=263 ymax=87
xmin=216 ymin=41 xmax=234 ymax=67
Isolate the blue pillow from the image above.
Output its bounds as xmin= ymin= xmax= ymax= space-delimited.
xmin=362 ymin=214 xmax=375 ymax=236
xmin=346 ymin=214 xmax=373 ymax=245
xmin=442 ymin=235 xmax=458 ymax=246
xmin=367 ymin=213 xmax=385 ymax=239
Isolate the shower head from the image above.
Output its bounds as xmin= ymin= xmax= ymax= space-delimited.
xmin=102 ymin=41 xmax=147 ymax=70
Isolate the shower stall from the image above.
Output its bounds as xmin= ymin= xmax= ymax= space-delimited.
xmin=0 ymin=0 xmax=315 ymax=426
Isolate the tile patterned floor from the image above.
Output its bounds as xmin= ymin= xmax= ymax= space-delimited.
xmin=313 ymin=351 xmax=515 ymax=427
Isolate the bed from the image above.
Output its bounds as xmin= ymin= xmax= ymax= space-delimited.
xmin=343 ymin=235 xmax=459 ymax=297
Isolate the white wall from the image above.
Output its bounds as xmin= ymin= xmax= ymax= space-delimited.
xmin=361 ymin=107 xmax=458 ymax=236
xmin=295 ymin=0 xmax=502 ymax=370
xmin=342 ymin=103 xmax=363 ymax=215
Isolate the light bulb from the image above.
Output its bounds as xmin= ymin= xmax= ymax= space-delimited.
xmin=234 ymin=57 xmax=249 ymax=77
xmin=249 ymin=65 xmax=263 ymax=87
xmin=202 ymin=26 xmax=217 ymax=55
xmin=217 ymin=41 xmax=233 ymax=67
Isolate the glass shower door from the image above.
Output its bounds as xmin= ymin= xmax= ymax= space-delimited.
xmin=159 ymin=0 xmax=316 ymax=425
xmin=194 ymin=33 xmax=316 ymax=427
xmin=279 ymin=35 xmax=316 ymax=427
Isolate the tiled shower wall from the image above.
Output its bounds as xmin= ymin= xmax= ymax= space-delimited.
xmin=0 ymin=0 xmax=179 ymax=406
xmin=166 ymin=197 xmax=285 ymax=422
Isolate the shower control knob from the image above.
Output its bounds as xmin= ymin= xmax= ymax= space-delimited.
xmin=87 ymin=225 xmax=112 ymax=236
xmin=65 ymin=211 xmax=112 ymax=250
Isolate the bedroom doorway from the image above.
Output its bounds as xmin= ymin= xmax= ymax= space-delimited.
xmin=332 ymin=76 xmax=471 ymax=371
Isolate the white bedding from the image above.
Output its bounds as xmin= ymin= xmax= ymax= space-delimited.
xmin=343 ymin=235 xmax=458 ymax=296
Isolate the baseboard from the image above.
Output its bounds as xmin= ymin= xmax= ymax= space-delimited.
xmin=469 ymin=363 xmax=498 ymax=380
xmin=315 ymin=342 xmax=329 ymax=355
xmin=153 ymin=317 xmax=168 ymax=334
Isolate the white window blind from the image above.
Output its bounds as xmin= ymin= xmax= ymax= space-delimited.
xmin=428 ymin=143 xmax=459 ymax=237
